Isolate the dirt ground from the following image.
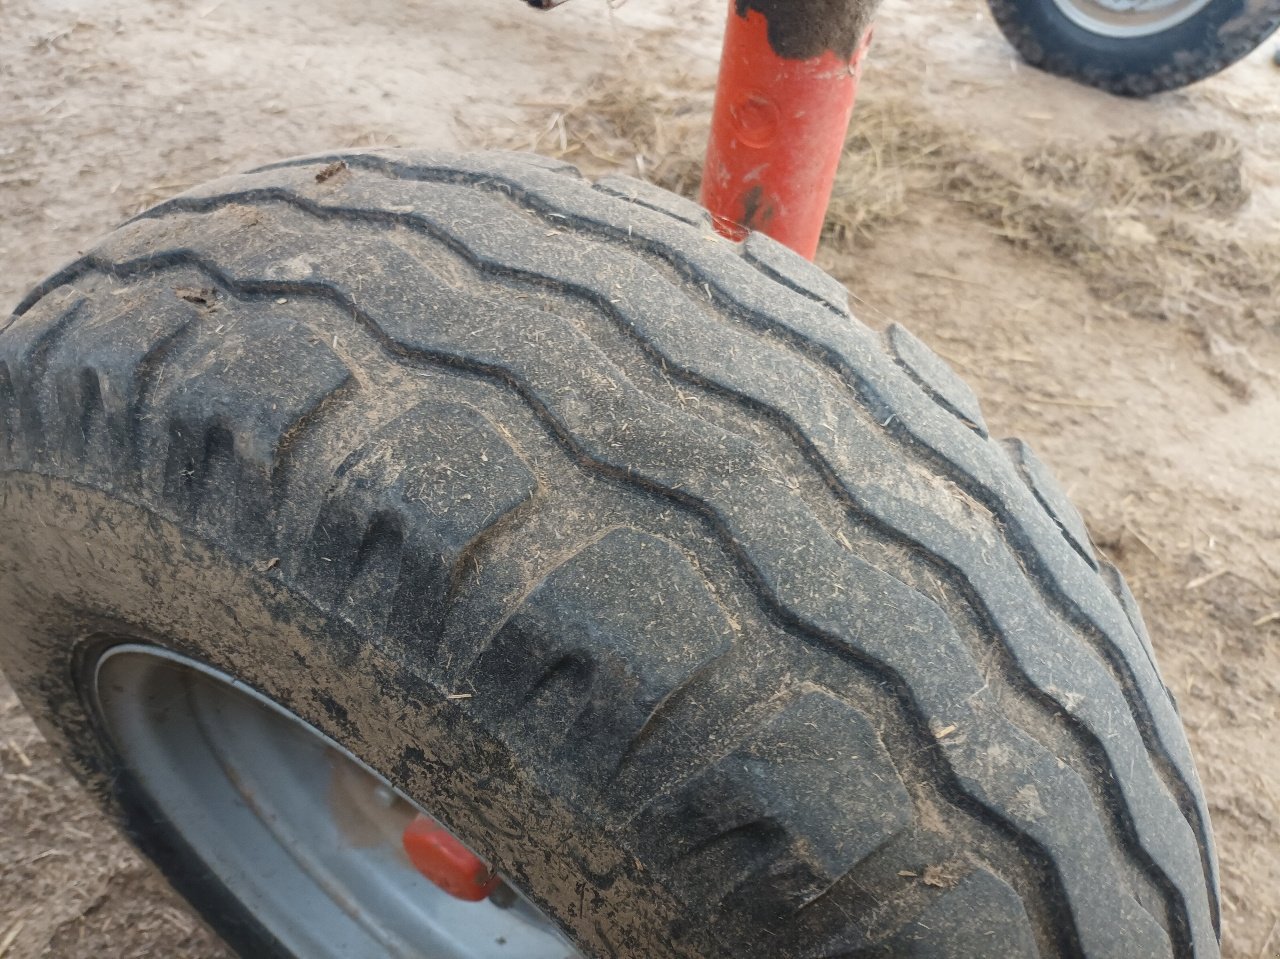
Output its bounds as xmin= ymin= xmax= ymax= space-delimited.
xmin=1 ymin=0 xmax=1277 ymax=955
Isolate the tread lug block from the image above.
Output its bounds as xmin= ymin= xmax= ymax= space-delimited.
xmin=466 ymin=529 xmax=734 ymax=799
xmin=885 ymin=323 xmax=989 ymax=437
xmin=0 ymin=294 xmax=87 ymax=466
xmin=148 ymin=309 xmax=351 ymax=551
xmin=633 ymin=691 xmax=913 ymax=932
xmin=1098 ymin=558 xmax=1173 ymax=702
xmin=851 ymin=868 xmax=1039 ymax=959
xmin=53 ymin=366 xmax=106 ymax=463
xmin=298 ymin=401 xmax=536 ymax=655
xmin=743 ymin=232 xmax=852 ymax=318
xmin=594 ymin=175 xmax=713 ymax=228
xmin=492 ymin=150 xmax=585 ymax=178
xmin=37 ymin=287 xmax=204 ymax=485
xmin=0 ymin=360 xmax=16 ymax=464
xmin=1002 ymin=437 xmax=1098 ymax=567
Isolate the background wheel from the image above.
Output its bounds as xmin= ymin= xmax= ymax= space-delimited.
xmin=987 ymin=0 xmax=1280 ymax=93
xmin=0 ymin=150 xmax=1219 ymax=958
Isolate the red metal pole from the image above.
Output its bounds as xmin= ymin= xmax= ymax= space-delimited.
xmin=701 ymin=2 xmax=875 ymax=261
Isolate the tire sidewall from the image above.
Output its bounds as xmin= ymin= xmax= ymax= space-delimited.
xmin=0 ymin=473 xmax=703 ymax=959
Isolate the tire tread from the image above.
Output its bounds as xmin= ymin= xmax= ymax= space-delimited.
xmin=2 ymin=149 xmax=1219 ymax=959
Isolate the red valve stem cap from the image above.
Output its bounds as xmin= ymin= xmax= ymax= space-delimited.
xmin=401 ymin=814 xmax=501 ymax=902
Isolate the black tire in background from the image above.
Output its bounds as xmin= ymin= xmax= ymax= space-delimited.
xmin=0 ymin=150 xmax=1220 ymax=958
xmin=988 ymin=0 xmax=1280 ymax=94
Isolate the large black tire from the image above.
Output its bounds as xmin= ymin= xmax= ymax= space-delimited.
xmin=988 ymin=0 xmax=1280 ymax=94
xmin=0 ymin=150 xmax=1219 ymax=959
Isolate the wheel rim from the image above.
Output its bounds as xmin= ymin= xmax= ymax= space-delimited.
xmin=1048 ymin=0 xmax=1214 ymax=37
xmin=90 ymin=644 xmax=584 ymax=959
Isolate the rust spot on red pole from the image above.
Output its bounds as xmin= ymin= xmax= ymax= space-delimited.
xmin=701 ymin=3 xmax=874 ymax=260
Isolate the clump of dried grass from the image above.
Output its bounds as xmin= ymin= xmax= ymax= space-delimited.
xmin=847 ymin=100 xmax=1276 ymax=340
xmin=939 ymin=134 xmax=1277 ymax=330
xmin=484 ymin=64 xmax=1277 ymax=342
xmin=1022 ymin=131 xmax=1248 ymax=215
xmin=823 ymin=96 xmax=951 ymax=246
xmin=488 ymin=61 xmax=711 ymax=199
